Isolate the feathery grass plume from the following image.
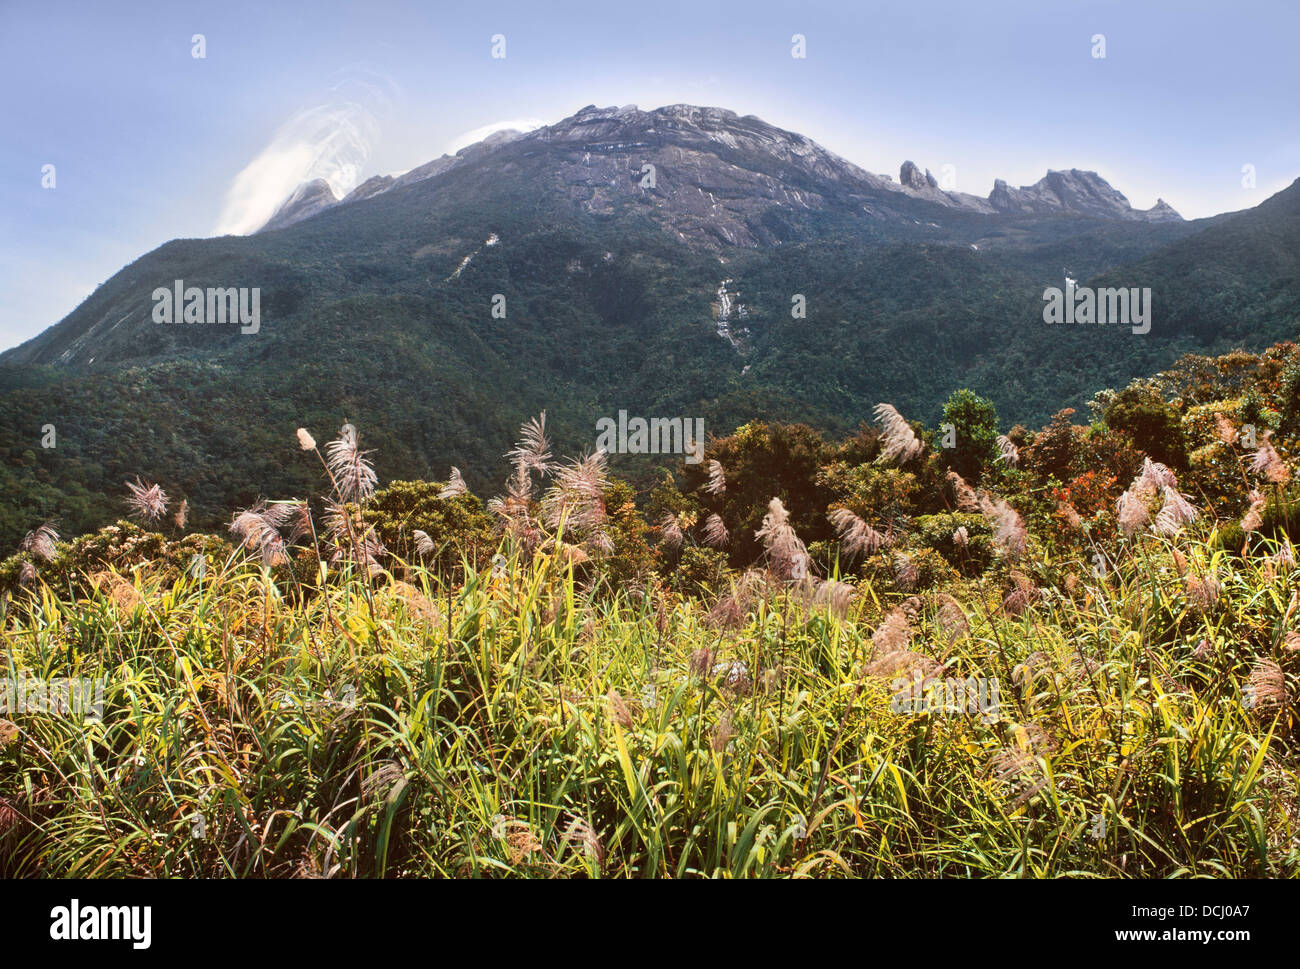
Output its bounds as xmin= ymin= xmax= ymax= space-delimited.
xmin=1246 ymin=658 xmax=1287 ymax=712
xmin=995 ymin=434 xmax=1020 ymax=466
xmin=359 ymin=761 xmax=405 ymax=802
xmin=412 ymin=530 xmax=435 ymax=557
xmin=488 ymin=460 xmax=537 ymax=535
xmin=230 ymin=501 xmax=299 ymax=565
xmin=873 ymin=403 xmax=923 ymax=463
xmin=321 ymin=498 xmax=350 ymax=540
xmin=701 ymin=513 xmax=729 ymax=548
xmin=1152 ymin=485 xmax=1198 ymax=537
xmin=330 ymin=531 xmax=386 ymax=576
xmin=871 ymin=604 xmax=914 ymax=656
xmin=507 ymin=411 xmax=553 ymax=474
xmin=541 ymin=450 xmax=609 ymax=538
xmin=230 ymin=507 xmax=278 ymax=553
xmin=606 ymin=689 xmax=634 ymax=729
xmin=935 ymin=593 xmax=969 ymax=643
xmin=893 ymin=554 xmax=919 ymax=591
xmin=561 ymin=815 xmax=605 ymax=866
xmin=1242 ymin=490 xmax=1266 ymax=532
xmin=325 ymin=423 xmax=378 ymax=503
xmin=947 ymin=471 xmax=981 ymax=513
xmin=1002 ymin=572 xmax=1036 ymax=616
xmin=1022 ymin=721 xmax=1060 ymax=754
xmin=979 ymin=495 xmax=1027 ymax=560
xmin=952 ymin=525 xmax=969 ymax=547
xmin=260 ymin=501 xmax=299 ymax=529
xmin=1116 ymin=489 xmax=1151 ymax=538
xmin=987 ymin=746 xmax=1049 ymax=809
xmin=1251 ymin=437 xmax=1291 ymax=484
xmin=296 ymin=427 xmax=316 ymax=450
xmin=172 ymin=498 xmax=189 ymax=531
xmin=655 ymin=594 xmax=670 ymax=638
xmin=705 ymin=572 xmax=763 ymax=629
xmin=704 ymin=458 xmax=726 ymax=495
xmin=1066 ymin=655 xmax=1105 ymax=697
xmin=705 ymin=591 xmax=746 ymax=630
xmin=710 ymin=713 xmax=737 ymax=753
xmin=20 ymin=522 xmax=59 ymax=563
xmin=658 ymin=512 xmax=683 ymax=550
xmin=502 ymin=820 xmax=544 ymax=865
xmin=1283 ymin=631 xmax=1300 ymax=652
xmin=489 ymin=482 xmax=541 ymax=550
xmin=755 ymin=497 xmax=808 ymax=578
xmin=829 ymin=507 xmax=887 ymax=556
xmin=89 ymin=571 xmax=142 ymax=610
xmin=1057 ymin=501 xmax=1083 ymax=529
xmin=358 ymin=761 xmax=403 ymax=806
xmin=553 ymin=540 xmax=591 ymax=568
xmin=865 ymin=648 xmax=938 ymax=678
xmin=1215 ymin=414 xmax=1238 ymax=445
xmin=124 ymin=477 xmax=169 ymax=523
xmin=1171 ymin=547 xmax=1188 ymax=576
xmin=688 ymin=646 xmax=714 ymax=677
xmin=438 ymin=467 xmax=468 ymax=499
xmin=1185 ymin=573 xmax=1221 ymax=612
xmin=286 ymin=502 xmax=313 ymax=544
xmin=1135 ymin=457 xmax=1179 ymax=496
xmin=320 ymin=499 xmax=386 ymax=572
xmin=808 ymin=578 xmax=855 ymax=618
xmin=18 ymin=559 xmax=36 ymax=585
xmin=1013 ymin=651 xmax=1055 ymax=690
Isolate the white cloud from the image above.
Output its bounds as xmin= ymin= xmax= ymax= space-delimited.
xmin=212 ymin=108 xmax=546 ymax=237
xmin=213 ymin=103 xmax=378 ymax=236
xmin=211 ymin=61 xmax=401 ymax=240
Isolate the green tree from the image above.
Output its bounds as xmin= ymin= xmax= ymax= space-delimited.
xmin=1104 ymin=385 xmax=1188 ymax=469
xmin=941 ymin=389 xmax=999 ymax=483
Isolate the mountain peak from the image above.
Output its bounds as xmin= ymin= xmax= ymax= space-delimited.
xmin=253 ymin=103 xmax=1183 ymax=239
xmin=260 ymin=178 xmax=339 ymax=232
xmin=989 ymin=169 xmax=1181 ymax=222
xmin=899 ymin=160 xmax=936 ymax=191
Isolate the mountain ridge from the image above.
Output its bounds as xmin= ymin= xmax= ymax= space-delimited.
xmin=255 ymin=103 xmax=1181 ymax=237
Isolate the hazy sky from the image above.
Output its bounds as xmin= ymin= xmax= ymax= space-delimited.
xmin=2 ymin=0 xmax=1298 ymax=350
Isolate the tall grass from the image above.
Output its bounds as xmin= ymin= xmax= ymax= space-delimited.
xmin=1 ymin=531 xmax=1296 ymax=878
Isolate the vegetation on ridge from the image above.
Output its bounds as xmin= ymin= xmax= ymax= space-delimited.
xmin=2 ymin=342 xmax=1299 ymax=877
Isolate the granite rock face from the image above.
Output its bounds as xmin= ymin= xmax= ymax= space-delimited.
xmin=259 ymin=178 xmax=340 ymax=232
xmin=900 ymin=160 xmax=929 ymax=190
xmin=988 ymin=169 xmax=1181 ymax=222
xmin=258 ymin=104 xmax=1181 ymax=242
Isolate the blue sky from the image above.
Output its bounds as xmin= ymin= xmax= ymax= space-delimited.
xmin=2 ymin=0 xmax=1298 ymax=350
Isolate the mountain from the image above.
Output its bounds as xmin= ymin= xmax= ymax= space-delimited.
xmin=988 ymin=170 xmax=1180 ymax=222
xmin=263 ymin=105 xmax=1177 ymax=242
xmin=261 ymin=178 xmax=340 ymax=232
xmin=0 ymin=102 xmax=1295 ymax=545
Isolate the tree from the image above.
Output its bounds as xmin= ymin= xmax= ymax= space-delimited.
xmin=1104 ymin=386 xmax=1187 ymax=470
xmin=940 ymin=389 xmax=999 ymax=483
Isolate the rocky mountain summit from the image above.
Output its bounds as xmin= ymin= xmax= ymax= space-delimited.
xmin=255 ymin=104 xmax=1180 ymax=243
xmin=988 ymin=169 xmax=1181 ymax=222
xmin=260 ymin=178 xmax=341 ymax=232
